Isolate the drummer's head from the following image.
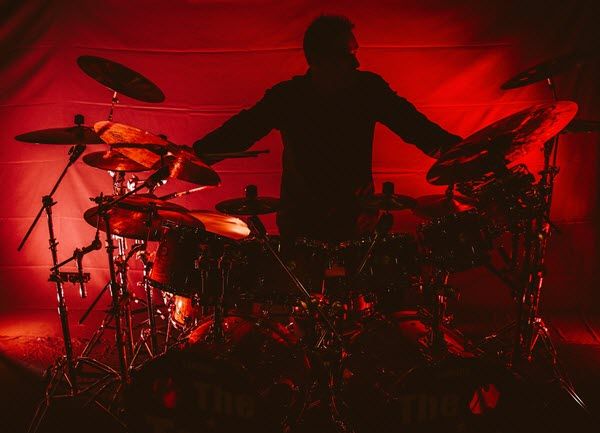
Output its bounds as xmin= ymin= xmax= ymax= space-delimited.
xmin=303 ymin=15 xmax=359 ymax=78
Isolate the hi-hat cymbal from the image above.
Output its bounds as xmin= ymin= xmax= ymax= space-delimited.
xmin=77 ymin=55 xmax=165 ymax=103
xmin=501 ymin=51 xmax=591 ymax=90
xmin=427 ymin=101 xmax=578 ymax=185
xmin=83 ymin=150 xmax=152 ymax=172
xmin=188 ymin=210 xmax=250 ymax=240
xmin=216 ymin=197 xmax=281 ymax=216
xmin=413 ymin=194 xmax=475 ymax=219
xmin=15 ymin=126 xmax=105 ymax=144
xmin=84 ymin=194 xmax=201 ymax=241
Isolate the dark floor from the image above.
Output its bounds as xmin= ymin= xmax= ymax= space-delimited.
xmin=1 ymin=308 xmax=599 ymax=433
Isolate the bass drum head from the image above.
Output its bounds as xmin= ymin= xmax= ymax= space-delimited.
xmin=125 ymin=315 xmax=311 ymax=433
xmin=335 ymin=313 xmax=538 ymax=433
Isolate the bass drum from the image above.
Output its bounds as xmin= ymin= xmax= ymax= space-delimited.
xmin=125 ymin=314 xmax=311 ymax=433
xmin=333 ymin=312 xmax=538 ymax=433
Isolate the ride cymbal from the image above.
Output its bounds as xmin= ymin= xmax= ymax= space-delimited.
xmin=83 ymin=150 xmax=152 ymax=172
xmin=84 ymin=194 xmax=201 ymax=241
xmin=77 ymin=55 xmax=165 ymax=103
xmin=15 ymin=126 xmax=104 ymax=144
xmin=427 ymin=101 xmax=578 ymax=185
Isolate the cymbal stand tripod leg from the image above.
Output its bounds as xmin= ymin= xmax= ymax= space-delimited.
xmin=512 ymin=133 xmax=587 ymax=412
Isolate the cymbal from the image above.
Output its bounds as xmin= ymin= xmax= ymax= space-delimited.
xmin=84 ymin=194 xmax=201 ymax=241
xmin=501 ymin=52 xmax=590 ymax=90
xmin=427 ymin=101 xmax=578 ymax=185
xmin=563 ymin=119 xmax=600 ymax=134
xmin=77 ymin=55 xmax=165 ymax=103
xmin=216 ymin=197 xmax=281 ymax=216
xmin=94 ymin=120 xmax=168 ymax=167
xmin=83 ymin=150 xmax=152 ymax=172
xmin=413 ymin=194 xmax=475 ymax=219
xmin=188 ymin=210 xmax=250 ymax=240
xmin=161 ymin=148 xmax=221 ymax=186
xmin=359 ymin=193 xmax=416 ymax=211
xmin=15 ymin=126 xmax=105 ymax=144
xmin=95 ymin=121 xmax=220 ymax=186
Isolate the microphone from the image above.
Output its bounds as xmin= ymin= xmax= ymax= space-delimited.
xmin=75 ymin=249 xmax=86 ymax=298
xmin=74 ymin=236 xmax=102 ymax=298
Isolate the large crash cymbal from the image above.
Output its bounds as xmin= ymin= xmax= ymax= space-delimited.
xmin=84 ymin=194 xmax=201 ymax=241
xmin=427 ymin=101 xmax=578 ymax=185
xmin=188 ymin=210 xmax=250 ymax=240
xmin=15 ymin=125 xmax=105 ymax=144
xmin=413 ymin=194 xmax=475 ymax=219
xmin=501 ymin=51 xmax=592 ymax=90
xmin=77 ymin=55 xmax=165 ymax=103
xmin=95 ymin=121 xmax=220 ymax=186
xmin=83 ymin=150 xmax=152 ymax=172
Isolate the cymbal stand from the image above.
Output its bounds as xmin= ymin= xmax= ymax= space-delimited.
xmin=510 ymin=75 xmax=586 ymax=410
xmin=87 ymin=166 xmax=171 ymax=382
xmin=111 ymin=170 xmax=134 ymax=358
xmin=138 ymin=249 xmax=159 ymax=355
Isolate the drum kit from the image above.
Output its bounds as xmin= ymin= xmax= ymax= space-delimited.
xmin=17 ymin=53 xmax=598 ymax=433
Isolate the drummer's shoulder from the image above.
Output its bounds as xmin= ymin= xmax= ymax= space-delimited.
xmin=356 ymin=70 xmax=391 ymax=88
xmin=266 ymin=74 xmax=310 ymax=95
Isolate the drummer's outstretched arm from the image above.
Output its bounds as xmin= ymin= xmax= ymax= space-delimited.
xmin=370 ymin=73 xmax=462 ymax=158
xmin=193 ymin=87 xmax=281 ymax=164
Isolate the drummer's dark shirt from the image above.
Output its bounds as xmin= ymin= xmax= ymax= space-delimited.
xmin=193 ymin=70 xmax=461 ymax=242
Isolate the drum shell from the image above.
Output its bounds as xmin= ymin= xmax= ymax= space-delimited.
xmin=125 ymin=314 xmax=311 ymax=433
xmin=148 ymin=226 xmax=205 ymax=297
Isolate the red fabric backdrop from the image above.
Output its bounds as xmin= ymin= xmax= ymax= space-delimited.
xmin=1 ymin=0 xmax=599 ymax=313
